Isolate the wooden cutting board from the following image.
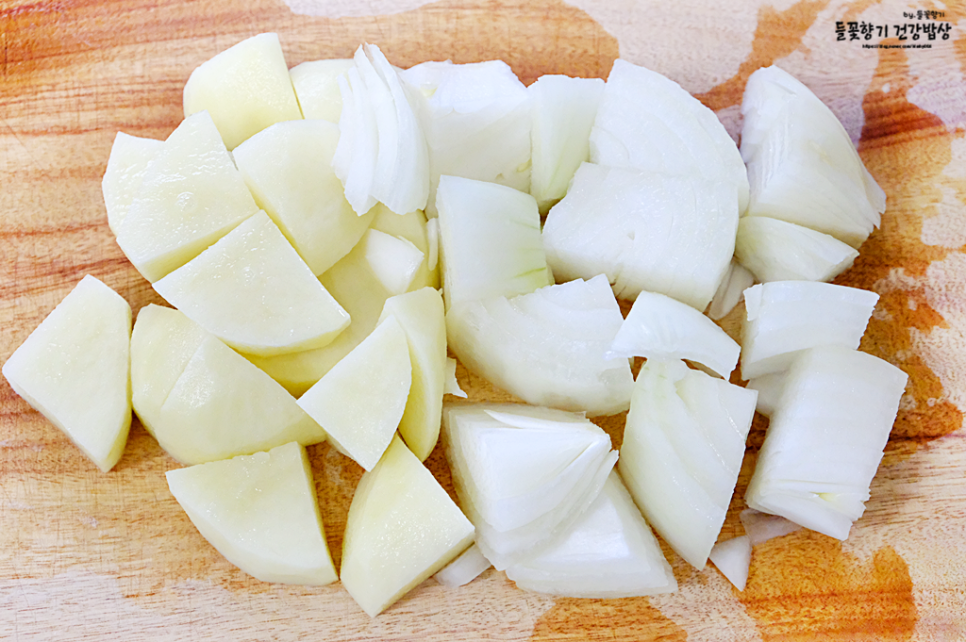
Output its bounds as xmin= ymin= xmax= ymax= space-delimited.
xmin=2 ymin=0 xmax=964 ymax=639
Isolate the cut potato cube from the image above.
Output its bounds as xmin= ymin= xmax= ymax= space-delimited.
xmin=290 ymin=59 xmax=353 ymax=122
xmin=183 ymin=32 xmax=303 ymax=150
xmin=341 ymin=435 xmax=475 ymax=617
xmin=298 ymin=316 xmax=412 ymax=472
xmin=244 ymin=214 xmax=430 ymax=396
xmin=232 ymin=119 xmax=374 ymax=275
xmin=102 ymin=132 xmax=163 ymax=235
xmin=129 ymin=304 xmax=208 ymax=438
xmin=115 ymin=111 xmax=259 ymax=282
xmin=166 ymin=442 xmax=337 ymax=585
xmin=131 ymin=305 xmax=325 ymax=465
xmin=153 ymin=212 xmax=349 ymax=356
xmin=377 ymin=287 xmax=447 ymax=461
xmin=2 ymin=275 xmax=131 ymax=472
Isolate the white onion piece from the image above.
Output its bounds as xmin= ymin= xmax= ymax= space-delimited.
xmin=528 ymin=75 xmax=604 ymax=212
xmin=436 ymin=175 xmax=551 ymax=310
xmin=708 ymin=260 xmax=756 ymax=321
xmin=443 ymin=403 xmax=618 ymax=569
xmin=505 ymin=472 xmax=677 ymax=598
xmin=334 ymin=44 xmax=429 ymax=215
xmin=444 ymin=357 xmax=467 ymax=398
xmin=609 ymin=290 xmax=740 ymax=379
xmin=363 ymin=229 xmax=425 ymax=296
xmin=746 ymin=345 xmax=908 ymax=540
xmin=590 ymin=59 xmax=749 ymax=214
xmin=434 ymin=543 xmax=491 ymax=588
xmin=741 ymin=65 xmax=885 ymax=248
xmin=735 ymin=216 xmax=859 ymax=283
xmin=741 ymin=281 xmax=879 ymax=380
xmin=708 ymin=536 xmax=751 ymax=591
xmin=746 ymin=372 xmax=785 ymax=417
xmin=739 ymin=508 xmax=802 ymax=546
xmin=543 ymin=163 xmax=738 ymax=310
xmin=401 ymin=60 xmax=531 ymax=216
xmin=620 ymin=359 xmax=756 ymax=569
xmin=446 ymin=275 xmax=634 ymax=416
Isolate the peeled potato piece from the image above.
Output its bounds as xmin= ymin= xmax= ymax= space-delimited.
xmin=166 ymin=442 xmax=337 ymax=585
xmin=297 ymin=316 xmax=412 ymax=472
xmin=130 ymin=305 xmax=326 ymax=465
xmin=290 ymin=58 xmax=353 ymax=123
xmin=341 ymin=435 xmax=475 ymax=617
xmin=153 ymin=212 xmax=350 ymax=357
xmin=377 ymin=287 xmax=447 ymax=462
xmin=183 ymin=32 xmax=302 ymax=150
xmin=115 ymin=111 xmax=259 ymax=283
xmin=232 ymin=119 xmax=374 ymax=275
xmin=2 ymin=275 xmax=131 ymax=473
xmin=102 ymin=132 xmax=162 ymax=235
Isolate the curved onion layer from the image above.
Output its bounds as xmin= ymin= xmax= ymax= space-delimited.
xmin=735 ymin=216 xmax=859 ymax=283
xmin=590 ymin=59 xmax=749 ymax=214
xmin=741 ymin=65 xmax=885 ymax=248
xmin=739 ymin=508 xmax=801 ymax=546
xmin=620 ymin=359 xmax=757 ymax=569
xmin=436 ymin=175 xmax=552 ymax=310
xmin=543 ymin=163 xmax=738 ymax=310
xmin=708 ymin=260 xmax=756 ymax=321
xmin=442 ymin=403 xmax=618 ymax=570
xmin=746 ymin=345 xmax=908 ymax=540
xmin=444 ymin=357 xmax=467 ymax=398
xmin=434 ymin=543 xmax=492 ymax=588
xmin=609 ymin=290 xmax=740 ymax=379
xmin=505 ymin=472 xmax=677 ymax=598
xmin=741 ymin=281 xmax=879 ymax=380
xmin=333 ymin=44 xmax=429 ymax=216
xmin=708 ymin=535 xmax=751 ymax=591
xmin=401 ymin=60 xmax=531 ymax=216
xmin=528 ymin=75 xmax=604 ymax=212
xmin=446 ymin=275 xmax=634 ymax=416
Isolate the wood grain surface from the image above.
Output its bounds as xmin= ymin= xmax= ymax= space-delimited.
xmin=2 ymin=0 xmax=965 ymax=640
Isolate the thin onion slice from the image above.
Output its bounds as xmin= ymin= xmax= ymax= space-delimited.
xmin=708 ymin=260 xmax=756 ymax=321
xmin=446 ymin=275 xmax=634 ymax=417
xmin=708 ymin=535 xmax=751 ymax=591
xmin=608 ymin=290 xmax=740 ymax=379
xmin=505 ymin=471 xmax=677 ymax=598
xmin=739 ymin=508 xmax=802 ymax=546
xmin=735 ymin=216 xmax=858 ymax=283
xmin=434 ymin=543 xmax=492 ymax=588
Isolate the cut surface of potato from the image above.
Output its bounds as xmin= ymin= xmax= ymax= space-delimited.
xmin=377 ymin=287 xmax=447 ymax=462
xmin=341 ymin=435 xmax=475 ymax=617
xmin=183 ymin=32 xmax=303 ymax=150
xmin=131 ymin=305 xmax=325 ymax=465
xmin=233 ymin=119 xmax=374 ymax=275
xmin=102 ymin=132 xmax=163 ymax=235
xmin=166 ymin=442 xmax=337 ymax=585
xmin=297 ymin=316 xmax=412 ymax=472
xmin=290 ymin=58 xmax=353 ymax=122
xmin=153 ymin=212 xmax=350 ymax=357
xmin=2 ymin=275 xmax=132 ymax=472
xmin=115 ymin=111 xmax=259 ymax=282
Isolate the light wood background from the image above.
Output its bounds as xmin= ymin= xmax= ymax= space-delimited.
xmin=1 ymin=0 xmax=965 ymax=640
